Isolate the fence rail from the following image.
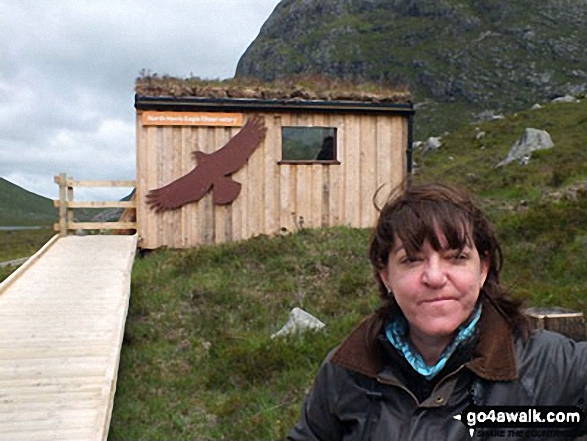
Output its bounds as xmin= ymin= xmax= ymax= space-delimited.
xmin=53 ymin=173 xmax=137 ymax=236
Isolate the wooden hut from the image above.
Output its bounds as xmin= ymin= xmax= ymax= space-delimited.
xmin=134 ymin=77 xmax=414 ymax=249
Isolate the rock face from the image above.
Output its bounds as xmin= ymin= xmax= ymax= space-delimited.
xmin=496 ymin=128 xmax=554 ymax=168
xmin=236 ymin=0 xmax=587 ymax=137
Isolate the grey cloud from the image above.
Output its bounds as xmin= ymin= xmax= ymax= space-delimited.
xmin=0 ymin=0 xmax=280 ymax=202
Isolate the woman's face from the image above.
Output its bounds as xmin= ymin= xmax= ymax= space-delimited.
xmin=379 ymin=231 xmax=489 ymax=342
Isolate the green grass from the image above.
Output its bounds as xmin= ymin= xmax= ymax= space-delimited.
xmin=109 ymin=227 xmax=379 ymax=440
xmin=496 ymin=198 xmax=587 ymax=312
xmin=0 ymin=228 xmax=55 ymax=262
xmin=0 ymin=228 xmax=56 ymax=282
xmin=414 ymin=99 xmax=587 ymax=204
xmin=236 ymin=0 xmax=587 ymax=139
xmin=2 ymin=214 xmax=584 ymax=438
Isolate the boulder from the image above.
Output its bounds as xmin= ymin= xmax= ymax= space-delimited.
xmin=552 ymin=95 xmax=579 ymax=103
xmin=422 ymin=136 xmax=442 ymax=154
xmin=476 ymin=110 xmax=505 ymax=122
xmin=271 ymin=307 xmax=325 ymax=338
xmin=496 ymin=128 xmax=553 ymax=168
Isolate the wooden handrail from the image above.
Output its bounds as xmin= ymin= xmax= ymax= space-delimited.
xmin=53 ymin=201 xmax=136 ymax=209
xmin=66 ymin=179 xmax=137 ymax=188
xmin=53 ymin=173 xmax=137 ymax=236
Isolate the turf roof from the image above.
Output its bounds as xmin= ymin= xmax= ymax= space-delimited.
xmin=135 ymin=74 xmax=411 ymax=104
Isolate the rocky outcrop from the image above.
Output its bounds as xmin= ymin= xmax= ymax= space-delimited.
xmin=236 ymin=0 xmax=587 ymax=137
xmin=496 ymin=128 xmax=554 ymax=168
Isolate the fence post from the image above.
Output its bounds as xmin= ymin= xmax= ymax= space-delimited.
xmin=57 ymin=173 xmax=68 ymax=236
xmin=67 ymin=178 xmax=74 ymax=231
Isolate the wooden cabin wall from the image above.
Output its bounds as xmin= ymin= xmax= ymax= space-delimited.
xmin=136 ymin=111 xmax=407 ymax=249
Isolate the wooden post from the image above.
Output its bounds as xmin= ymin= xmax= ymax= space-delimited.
xmin=56 ymin=173 xmax=67 ymax=236
xmin=525 ymin=307 xmax=586 ymax=341
xmin=67 ymin=178 xmax=74 ymax=231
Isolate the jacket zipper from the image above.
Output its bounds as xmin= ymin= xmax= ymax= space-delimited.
xmin=433 ymin=364 xmax=466 ymax=395
xmin=376 ymin=376 xmax=420 ymax=406
xmin=376 ymin=364 xmax=467 ymax=407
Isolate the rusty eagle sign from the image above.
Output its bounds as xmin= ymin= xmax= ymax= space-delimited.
xmin=146 ymin=115 xmax=267 ymax=211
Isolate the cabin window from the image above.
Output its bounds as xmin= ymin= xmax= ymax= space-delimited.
xmin=279 ymin=127 xmax=339 ymax=164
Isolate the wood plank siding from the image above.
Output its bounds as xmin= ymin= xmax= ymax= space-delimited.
xmin=136 ymin=99 xmax=412 ymax=249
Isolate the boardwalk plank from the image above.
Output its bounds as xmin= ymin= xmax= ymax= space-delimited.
xmin=0 ymin=235 xmax=137 ymax=441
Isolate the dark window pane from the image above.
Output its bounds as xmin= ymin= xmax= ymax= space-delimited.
xmin=281 ymin=127 xmax=337 ymax=161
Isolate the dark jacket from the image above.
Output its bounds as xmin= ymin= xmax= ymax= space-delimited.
xmin=288 ymin=302 xmax=587 ymax=440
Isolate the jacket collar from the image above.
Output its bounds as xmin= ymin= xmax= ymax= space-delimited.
xmin=330 ymin=300 xmax=518 ymax=382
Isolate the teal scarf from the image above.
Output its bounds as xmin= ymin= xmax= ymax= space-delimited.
xmin=385 ymin=304 xmax=482 ymax=380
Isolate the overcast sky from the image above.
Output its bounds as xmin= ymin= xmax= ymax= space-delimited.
xmin=0 ymin=0 xmax=281 ymax=201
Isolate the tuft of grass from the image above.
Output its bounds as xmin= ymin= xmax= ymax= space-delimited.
xmin=0 ymin=266 xmax=15 ymax=282
xmin=496 ymin=197 xmax=587 ymax=312
xmin=0 ymin=228 xmax=55 ymax=262
xmin=0 ymin=228 xmax=56 ymax=283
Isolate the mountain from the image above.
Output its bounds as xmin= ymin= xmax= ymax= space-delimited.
xmin=236 ymin=0 xmax=587 ymax=138
xmin=0 ymin=178 xmax=57 ymax=226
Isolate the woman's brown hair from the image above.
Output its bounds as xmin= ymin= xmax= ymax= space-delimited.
xmin=369 ymin=182 xmax=529 ymax=335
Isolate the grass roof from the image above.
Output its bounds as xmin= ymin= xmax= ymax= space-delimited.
xmin=135 ymin=74 xmax=411 ymax=104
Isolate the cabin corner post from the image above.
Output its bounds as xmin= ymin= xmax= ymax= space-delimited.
xmin=135 ymin=109 xmax=145 ymax=248
xmin=406 ymin=111 xmax=415 ymax=184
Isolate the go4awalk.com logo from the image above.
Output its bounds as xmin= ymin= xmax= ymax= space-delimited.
xmin=453 ymin=405 xmax=584 ymax=438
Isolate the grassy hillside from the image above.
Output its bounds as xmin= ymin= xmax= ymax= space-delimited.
xmin=413 ymin=99 xmax=587 ymax=311
xmin=108 ymin=99 xmax=587 ymax=439
xmin=109 ymin=227 xmax=376 ymax=439
xmin=413 ymin=100 xmax=587 ymax=202
xmin=0 ymin=178 xmax=57 ymax=226
xmin=0 ymin=228 xmax=55 ymax=281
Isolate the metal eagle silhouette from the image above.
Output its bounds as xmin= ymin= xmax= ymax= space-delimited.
xmin=146 ymin=115 xmax=267 ymax=212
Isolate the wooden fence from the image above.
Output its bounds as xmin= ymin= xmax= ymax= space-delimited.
xmin=53 ymin=173 xmax=137 ymax=236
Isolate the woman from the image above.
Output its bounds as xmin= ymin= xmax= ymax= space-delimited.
xmin=289 ymin=183 xmax=587 ymax=440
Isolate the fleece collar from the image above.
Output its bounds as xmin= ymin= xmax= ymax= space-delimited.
xmin=331 ymin=300 xmax=518 ymax=382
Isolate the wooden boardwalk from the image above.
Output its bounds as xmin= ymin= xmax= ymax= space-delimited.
xmin=0 ymin=235 xmax=137 ymax=441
